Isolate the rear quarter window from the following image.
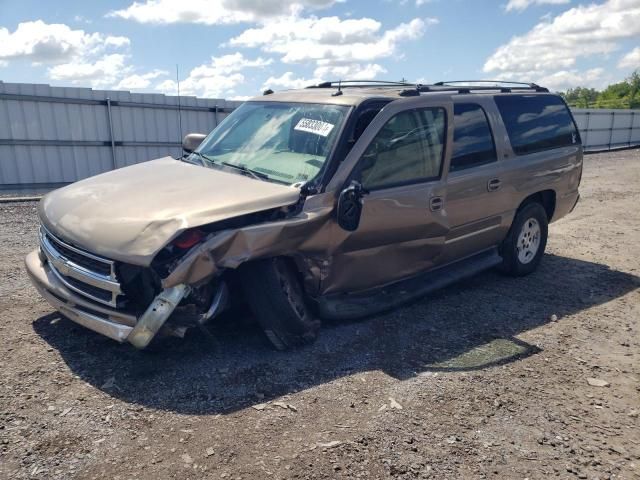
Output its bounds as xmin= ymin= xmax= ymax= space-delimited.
xmin=494 ymin=94 xmax=579 ymax=155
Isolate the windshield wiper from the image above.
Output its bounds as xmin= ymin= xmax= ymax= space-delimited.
xmin=188 ymin=152 xmax=272 ymax=182
xmin=186 ymin=150 xmax=210 ymax=166
xmin=218 ymin=161 xmax=270 ymax=181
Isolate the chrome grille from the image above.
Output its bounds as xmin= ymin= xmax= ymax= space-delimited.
xmin=39 ymin=227 xmax=123 ymax=308
xmin=44 ymin=232 xmax=112 ymax=276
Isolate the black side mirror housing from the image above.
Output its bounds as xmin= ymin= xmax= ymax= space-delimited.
xmin=182 ymin=133 xmax=207 ymax=153
xmin=337 ymin=181 xmax=368 ymax=231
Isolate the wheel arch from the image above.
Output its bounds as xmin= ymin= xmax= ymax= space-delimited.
xmin=238 ymin=254 xmax=319 ymax=296
xmin=518 ymin=189 xmax=556 ymax=222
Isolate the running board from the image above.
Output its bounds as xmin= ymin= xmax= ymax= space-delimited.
xmin=316 ymin=248 xmax=502 ymax=320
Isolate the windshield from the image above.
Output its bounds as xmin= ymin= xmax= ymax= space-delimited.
xmin=192 ymin=101 xmax=350 ymax=185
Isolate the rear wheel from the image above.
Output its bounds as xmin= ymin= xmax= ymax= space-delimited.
xmin=499 ymin=202 xmax=548 ymax=276
xmin=239 ymin=258 xmax=320 ymax=350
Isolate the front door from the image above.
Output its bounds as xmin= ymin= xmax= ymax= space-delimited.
xmin=322 ymin=98 xmax=453 ymax=295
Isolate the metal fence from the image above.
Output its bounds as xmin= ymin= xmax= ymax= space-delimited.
xmin=572 ymin=108 xmax=640 ymax=152
xmin=1 ymin=81 xmax=639 ymax=191
xmin=0 ymin=81 xmax=240 ymax=191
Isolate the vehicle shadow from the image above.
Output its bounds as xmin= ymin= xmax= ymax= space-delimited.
xmin=33 ymin=253 xmax=639 ymax=415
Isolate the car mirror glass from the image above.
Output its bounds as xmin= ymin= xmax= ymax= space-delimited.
xmin=337 ymin=181 xmax=367 ymax=231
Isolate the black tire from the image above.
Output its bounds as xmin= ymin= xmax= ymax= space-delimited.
xmin=499 ymin=202 xmax=548 ymax=276
xmin=239 ymin=258 xmax=320 ymax=350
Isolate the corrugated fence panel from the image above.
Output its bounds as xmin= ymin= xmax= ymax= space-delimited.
xmin=0 ymin=81 xmax=240 ymax=189
xmin=571 ymin=109 xmax=640 ymax=151
xmin=1 ymin=81 xmax=638 ymax=189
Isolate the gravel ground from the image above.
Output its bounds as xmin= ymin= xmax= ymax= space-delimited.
xmin=0 ymin=150 xmax=639 ymax=480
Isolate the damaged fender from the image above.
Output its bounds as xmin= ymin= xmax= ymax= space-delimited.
xmin=162 ymin=194 xmax=338 ymax=294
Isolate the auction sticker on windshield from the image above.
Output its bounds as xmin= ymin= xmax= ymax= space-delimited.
xmin=294 ymin=118 xmax=335 ymax=137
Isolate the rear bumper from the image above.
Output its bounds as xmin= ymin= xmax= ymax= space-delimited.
xmin=551 ymin=190 xmax=580 ymax=223
xmin=570 ymin=193 xmax=580 ymax=213
xmin=25 ymin=249 xmax=188 ymax=348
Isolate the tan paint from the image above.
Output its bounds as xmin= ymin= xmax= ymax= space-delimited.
xmin=38 ymin=157 xmax=300 ymax=266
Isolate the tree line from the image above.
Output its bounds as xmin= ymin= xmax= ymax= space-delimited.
xmin=560 ymin=70 xmax=640 ymax=109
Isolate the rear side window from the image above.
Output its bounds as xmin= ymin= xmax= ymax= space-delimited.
xmin=495 ymin=94 xmax=579 ymax=155
xmin=451 ymin=104 xmax=497 ymax=171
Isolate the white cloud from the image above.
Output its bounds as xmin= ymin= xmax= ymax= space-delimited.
xmin=313 ymin=62 xmax=387 ymax=79
xmin=156 ymin=53 xmax=272 ymax=97
xmin=229 ymin=16 xmax=435 ymax=70
xmin=157 ymin=74 xmax=245 ymax=97
xmin=618 ymin=47 xmax=640 ymax=69
xmin=484 ymin=0 xmax=640 ymax=87
xmin=505 ymin=0 xmax=570 ymax=12
xmin=190 ymin=52 xmax=272 ymax=76
xmin=155 ymin=78 xmax=179 ymax=93
xmin=0 ymin=20 xmax=129 ymax=64
xmin=116 ymin=69 xmax=169 ymax=90
xmin=108 ymin=0 xmax=339 ymax=25
xmin=104 ymin=37 xmax=131 ymax=49
xmin=262 ymin=72 xmax=321 ymax=90
xmin=73 ymin=15 xmax=93 ymax=24
xmin=48 ymin=54 xmax=131 ymax=88
xmin=537 ymin=67 xmax=605 ymax=90
xmin=229 ymin=16 xmax=382 ymax=49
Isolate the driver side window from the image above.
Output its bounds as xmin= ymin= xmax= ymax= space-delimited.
xmin=358 ymin=108 xmax=446 ymax=190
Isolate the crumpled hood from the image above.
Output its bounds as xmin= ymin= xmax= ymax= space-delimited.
xmin=39 ymin=157 xmax=301 ymax=266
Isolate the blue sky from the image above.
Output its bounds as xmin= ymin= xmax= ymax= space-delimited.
xmin=0 ymin=0 xmax=638 ymax=99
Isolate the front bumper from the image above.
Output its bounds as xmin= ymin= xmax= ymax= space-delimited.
xmin=25 ymin=249 xmax=188 ymax=348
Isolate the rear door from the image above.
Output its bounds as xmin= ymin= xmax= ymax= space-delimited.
xmin=322 ymin=97 xmax=453 ymax=295
xmin=439 ymin=98 xmax=511 ymax=263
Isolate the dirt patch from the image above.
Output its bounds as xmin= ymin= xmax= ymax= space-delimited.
xmin=1 ymin=150 xmax=639 ymax=479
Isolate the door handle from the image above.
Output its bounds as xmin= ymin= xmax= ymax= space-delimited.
xmin=487 ymin=178 xmax=502 ymax=192
xmin=430 ymin=196 xmax=443 ymax=212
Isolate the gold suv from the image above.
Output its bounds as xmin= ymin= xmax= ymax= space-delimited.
xmin=26 ymin=80 xmax=583 ymax=350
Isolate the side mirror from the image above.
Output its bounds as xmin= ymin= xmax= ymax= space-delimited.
xmin=337 ymin=181 xmax=368 ymax=231
xmin=182 ymin=133 xmax=207 ymax=153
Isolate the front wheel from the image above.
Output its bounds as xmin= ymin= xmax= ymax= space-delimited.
xmin=239 ymin=258 xmax=320 ymax=350
xmin=499 ymin=202 xmax=548 ymax=276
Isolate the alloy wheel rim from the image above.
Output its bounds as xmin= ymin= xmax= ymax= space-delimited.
xmin=516 ymin=217 xmax=541 ymax=264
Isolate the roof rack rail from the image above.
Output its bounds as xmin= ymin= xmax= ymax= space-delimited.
xmin=307 ymin=80 xmax=414 ymax=89
xmin=431 ymin=80 xmax=548 ymax=93
xmin=434 ymin=80 xmax=539 ymax=87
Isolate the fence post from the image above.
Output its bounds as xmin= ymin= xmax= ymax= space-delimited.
xmin=630 ymin=111 xmax=636 ymax=147
xmin=583 ymin=111 xmax=590 ymax=149
xmin=106 ymin=98 xmax=117 ymax=170
xmin=608 ymin=111 xmax=615 ymax=150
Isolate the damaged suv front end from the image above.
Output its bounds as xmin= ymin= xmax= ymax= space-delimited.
xmin=26 ymin=99 xmax=351 ymax=348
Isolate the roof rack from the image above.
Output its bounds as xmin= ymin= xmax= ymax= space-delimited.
xmin=305 ymin=79 xmax=549 ymax=94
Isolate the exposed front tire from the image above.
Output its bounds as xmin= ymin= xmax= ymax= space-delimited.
xmin=239 ymin=258 xmax=320 ymax=350
xmin=499 ymin=202 xmax=548 ymax=276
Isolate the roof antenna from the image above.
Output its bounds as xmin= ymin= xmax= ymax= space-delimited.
xmin=176 ymin=64 xmax=183 ymax=153
xmin=332 ymin=79 xmax=343 ymax=97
